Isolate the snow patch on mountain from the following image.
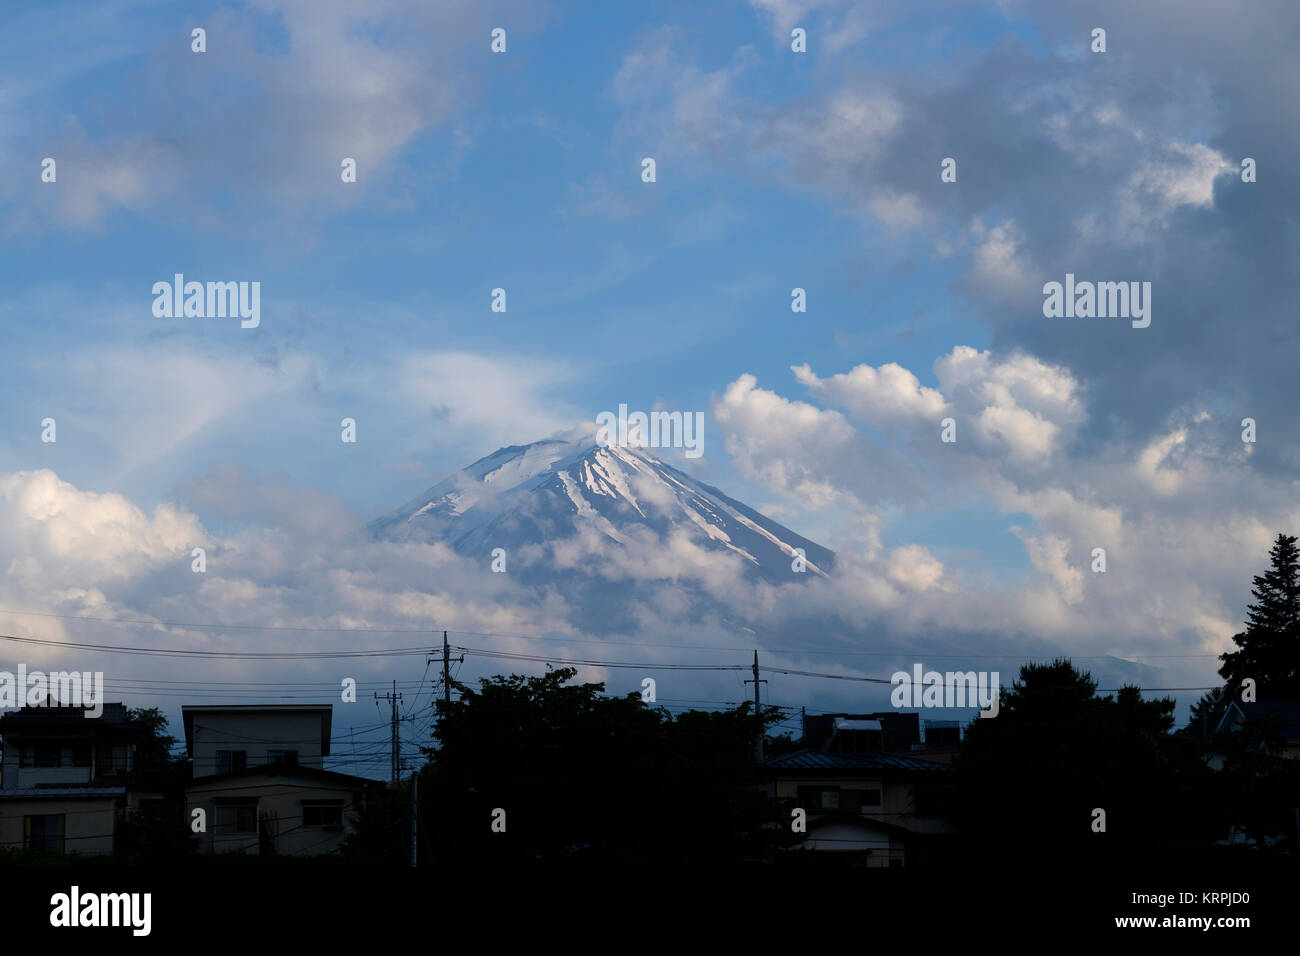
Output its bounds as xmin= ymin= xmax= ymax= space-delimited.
xmin=371 ymin=433 xmax=835 ymax=584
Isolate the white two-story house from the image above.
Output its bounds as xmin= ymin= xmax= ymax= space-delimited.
xmin=182 ymin=705 xmax=381 ymax=856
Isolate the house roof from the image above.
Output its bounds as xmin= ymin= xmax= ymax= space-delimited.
xmin=801 ymin=811 xmax=918 ymax=838
xmin=1216 ymin=699 xmax=1300 ymax=739
xmin=181 ymin=705 xmax=333 ymax=757
xmin=186 ymin=761 xmax=384 ymax=791
xmin=0 ymin=786 xmax=126 ymax=800
xmin=0 ymin=701 xmax=132 ymax=732
xmin=763 ymin=748 xmax=957 ymax=774
xmin=834 ymin=719 xmax=882 ymax=731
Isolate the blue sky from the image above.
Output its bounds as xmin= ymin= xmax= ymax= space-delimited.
xmin=2 ymin=0 xmax=1298 ymax=750
xmin=1 ymin=0 xmax=1023 ymax=562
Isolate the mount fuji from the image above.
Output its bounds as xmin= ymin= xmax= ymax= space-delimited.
xmin=368 ymin=432 xmax=1157 ymax=696
xmin=370 ymin=431 xmax=835 ymax=587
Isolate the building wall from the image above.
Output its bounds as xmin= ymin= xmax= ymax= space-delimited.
xmin=0 ymin=797 xmax=119 ymax=855
xmin=190 ymin=711 xmax=326 ymax=778
xmin=1 ymin=739 xmax=133 ymax=790
xmin=186 ymin=775 xmax=364 ymax=856
xmin=793 ymin=819 xmax=902 ymax=865
xmin=771 ymin=775 xmax=958 ymax=840
xmin=773 ymin=776 xmax=911 ymax=817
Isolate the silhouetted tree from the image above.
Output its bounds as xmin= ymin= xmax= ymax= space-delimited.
xmin=127 ymin=706 xmax=178 ymax=784
xmin=763 ymin=731 xmax=802 ymax=757
xmin=1183 ymin=684 xmax=1230 ymax=736
xmin=1178 ymin=535 xmax=1300 ymax=853
xmin=1215 ymin=715 xmax=1300 ymax=853
xmin=1219 ymin=533 xmax=1300 ymax=698
xmin=959 ymin=659 xmax=1197 ymax=866
xmin=116 ymin=707 xmax=196 ymax=862
xmin=341 ymin=782 xmax=409 ymax=865
xmin=418 ymin=666 xmax=784 ymax=871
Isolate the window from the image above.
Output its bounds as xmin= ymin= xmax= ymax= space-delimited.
xmin=267 ymin=749 xmax=299 ymax=767
xmin=34 ymin=743 xmax=61 ymax=768
xmin=301 ymin=801 xmax=344 ymax=828
xmin=96 ymin=743 xmax=129 ymax=775
xmin=215 ymin=750 xmax=247 ymax=774
xmin=216 ymin=801 xmax=258 ymax=834
xmin=796 ymin=786 xmax=841 ymax=810
xmin=24 ymin=814 xmax=66 ymax=852
xmin=860 ymin=789 xmax=882 ymax=807
xmin=71 ymin=744 xmax=92 ymax=767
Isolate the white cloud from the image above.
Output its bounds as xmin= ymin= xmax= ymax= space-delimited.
xmin=793 ymin=360 xmax=946 ymax=426
xmin=5 ymin=0 xmax=550 ymax=229
xmin=398 ymin=352 xmax=577 ymax=449
xmin=968 ymin=219 xmax=1034 ymax=298
xmin=707 ymin=343 xmax=1300 ymax=688
xmin=934 ymin=346 xmax=1084 ymax=462
xmin=747 ymin=0 xmax=884 ymax=51
xmin=790 ymin=346 xmax=1083 ymax=464
xmin=713 ymin=373 xmax=865 ymax=510
xmin=0 ymin=469 xmax=202 ymax=591
xmin=1136 ymin=425 xmax=1191 ymax=496
xmin=886 ymin=543 xmax=944 ymax=592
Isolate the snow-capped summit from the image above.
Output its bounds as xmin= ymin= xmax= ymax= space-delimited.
xmin=371 ymin=431 xmax=835 ymax=584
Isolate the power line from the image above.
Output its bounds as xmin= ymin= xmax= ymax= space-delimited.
xmin=0 ymin=607 xmax=1229 ymax=659
xmin=0 ymin=632 xmax=434 ymax=660
xmin=0 ymin=632 xmax=1220 ymax=698
xmin=459 ymin=644 xmax=746 ymax=671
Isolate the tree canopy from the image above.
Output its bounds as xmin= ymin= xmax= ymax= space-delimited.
xmin=418 ymin=666 xmax=785 ymax=870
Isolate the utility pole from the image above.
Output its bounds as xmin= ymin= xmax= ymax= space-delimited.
xmin=744 ymin=649 xmax=767 ymax=763
xmin=424 ymin=632 xmax=465 ymax=866
xmin=375 ymin=680 xmax=403 ymax=787
xmin=428 ymin=631 xmax=464 ymax=715
xmin=410 ymin=772 xmax=419 ymax=868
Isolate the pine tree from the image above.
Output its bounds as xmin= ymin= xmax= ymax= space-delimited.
xmin=1219 ymin=533 xmax=1300 ymax=699
xmin=1184 ymin=684 xmax=1229 ymax=735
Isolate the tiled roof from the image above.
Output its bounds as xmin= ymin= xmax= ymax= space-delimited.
xmin=763 ymin=748 xmax=957 ymax=772
xmin=187 ymin=762 xmax=384 ymax=790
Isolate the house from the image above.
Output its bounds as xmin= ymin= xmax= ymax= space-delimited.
xmin=763 ymin=749 xmax=958 ymax=867
xmin=762 ymin=710 xmax=959 ymax=867
xmin=1213 ymin=699 xmax=1300 ymax=761
xmin=0 ymin=701 xmax=155 ymax=855
xmin=1205 ymin=699 xmax=1300 ymax=850
xmin=802 ymin=712 xmax=920 ymax=754
xmin=184 ymin=704 xmax=333 ymax=776
xmin=911 ymin=719 xmax=963 ymax=765
xmin=799 ymin=711 xmax=963 ymax=764
xmin=182 ymin=705 xmax=381 ymax=856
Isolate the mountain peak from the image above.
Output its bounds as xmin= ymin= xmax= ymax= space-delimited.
xmin=372 ymin=434 xmax=835 ymax=583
